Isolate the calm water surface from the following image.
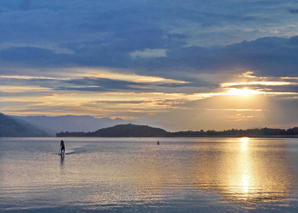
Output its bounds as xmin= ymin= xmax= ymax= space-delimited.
xmin=1 ymin=137 xmax=298 ymax=212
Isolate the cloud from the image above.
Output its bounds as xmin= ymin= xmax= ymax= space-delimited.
xmin=289 ymin=9 xmax=298 ymax=14
xmin=288 ymin=36 xmax=298 ymax=45
xmin=130 ymin=49 xmax=167 ymax=59
xmin=58 ymin=76 xmax=209 ymax=93
xmin=165 ymin=36 xmax=298 ymax=77
xmin=20 ymin=0 xmax=31 ymax=11
xmin=1 ymin=35 xmax=298 ymax=82
xmin=0 ymin=47 xmax=68 ymax=66
xmin=1 ymin=0 xmax=297 ymax=49
xmin=62 ymin=77 xmax=146 ymax=92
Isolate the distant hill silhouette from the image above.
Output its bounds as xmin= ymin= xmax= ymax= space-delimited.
xmin=57 ymin=124 xmax=168 ymax=137
xmin=0 ymin=113 xmax=50 ymax=137
xmin=57 ymin=124 xmax=298 ymax=138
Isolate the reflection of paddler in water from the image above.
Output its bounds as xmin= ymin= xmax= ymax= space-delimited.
xmin=60 ymin=140 xmax=65 ymax=155
xmin=60 ymin=153 xmax=65 ymax=167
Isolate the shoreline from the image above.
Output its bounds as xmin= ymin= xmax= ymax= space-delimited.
xmin=2 ymin=135 xmax=298 ymax=139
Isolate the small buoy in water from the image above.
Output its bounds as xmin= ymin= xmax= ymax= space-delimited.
xmin=157 ymin=141 xmax=160 ymax=145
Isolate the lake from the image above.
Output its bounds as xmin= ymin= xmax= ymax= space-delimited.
xmin=1 ymin=137 xmax=298 ymax=212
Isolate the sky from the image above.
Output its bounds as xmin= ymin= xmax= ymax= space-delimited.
xmin=0 ymin=0 xmax=298 ymax=131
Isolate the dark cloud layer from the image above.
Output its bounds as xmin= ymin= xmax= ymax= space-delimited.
xmin=1 ymin=36 xmax=298 ymax=79
xmin=0 ymin=1 xmax=297 ymax=80
xmin=0 ymin=1 xmax=297 ymax=50
xmin=289 ymin=9 xmax=298 ymax=14
xmin=62 ymin=77 xmax=147 ymax=92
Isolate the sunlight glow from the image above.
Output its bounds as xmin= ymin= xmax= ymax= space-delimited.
xmin=206 ymin=109 xmax=268 ymax=112
xmin=74 ymin=68 xmax=188 ymax=84
xmin=227 ymin=88 xmax=262 ymax=96
xmin=0 ymin=86 xmax=51 ymax=92
xmin=238 ymin=71 xmax=258 ymax=79
xmin=222 ymin=81 xmax=296 ymax=87
xmin=0 ymin=75 xmax=71 ymax=80
xmin=1 ymin=68 xmax=297 ymax=119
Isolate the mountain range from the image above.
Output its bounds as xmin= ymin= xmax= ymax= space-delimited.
xmin=14 ymin=115 xmax=129 ymax=135
xmin=0 ymin=112 xmax=175 ymax=137
xmin=0 ymin=113 xmax=49 ymax=137
xmin=0 ymin=113 xmax=136 ymax=136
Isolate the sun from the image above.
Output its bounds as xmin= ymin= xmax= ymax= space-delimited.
xmin=227 ymin=88 xmax=260 ymax=96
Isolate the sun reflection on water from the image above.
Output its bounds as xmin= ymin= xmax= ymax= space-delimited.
xmin=192 ymin=137 xmax=294 ymax=204
xmin=241 ymin=137 xmax=248 ymax=150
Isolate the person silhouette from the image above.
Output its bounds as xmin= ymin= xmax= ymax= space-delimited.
xmin=60 ymin=140 xmax=65 ymax=155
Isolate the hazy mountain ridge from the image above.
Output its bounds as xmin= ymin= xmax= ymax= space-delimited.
xmin=0 ymin=113 xmax=50 ymax=137
xmin=14 ymin=115 xmax=130 ymax=134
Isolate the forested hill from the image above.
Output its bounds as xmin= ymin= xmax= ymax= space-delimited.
xmin=0 ymin=113 xmax=50 ymax=137
xmin=57 ymin=124 xmax=298 ymax=137
xmin=57 ymin=124 xmax=168 ymax=137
